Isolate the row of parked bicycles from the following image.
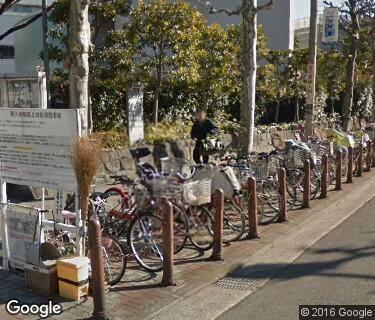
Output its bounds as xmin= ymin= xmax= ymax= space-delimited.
xmin=46 ymin=125 xmax=373 ymax=286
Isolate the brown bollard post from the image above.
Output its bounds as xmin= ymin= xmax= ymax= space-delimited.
xmin=88 ymin=215 xmax=109 ymax=320
xmin=335 ymin=150 xmax=342 ymax=191
xmin=372 ymin=140 xmax=375 ymax=168
xmin=347 ymin=146 xmax=353 ymax=183
xmin=211 ymin=189 xmax=224 ymax=261
xmin=320 ymin=154 xmax=328 ymax=199
xmin=302 ymin=159 xmax=311 ymax=209
xmin=247 ymin=177 xmax=259 ymax=239
xmin=366 ymin=140 xmax=372 ymax=172
xmin=162 ymin=199 xmax=175 ymax=286
xmin=358 ymin=143 xmax=364 ymax=177
xmin=277 ymin=168 xmax=287 ymax=222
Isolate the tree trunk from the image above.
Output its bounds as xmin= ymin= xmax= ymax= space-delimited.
xmin=153 ymin=63 xmax=162 ymax=124
xmin=295 ymin=98 xmax=300 ymax=122
xmin=42 ymin=0 xmax=50 ymax=108
xmin=275 ymin=97 xmax=280 ymax=123
xmin=240 ymin=0 xmax=257 ymax=154
xmin=69 ymin=0 xmax=90 ymax=134
xmin=372 ymin=18 xmax=375 ymax=121
xmin=342 ymin=44 xmax=357 ymax=131
xmin=329 ymin=95 xmax=335 ymax=115
xmin=342 ymin=8 xmax=359 ymax=131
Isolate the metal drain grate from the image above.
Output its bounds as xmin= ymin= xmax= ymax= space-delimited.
xmin=213 ymin=274 xmax=256 ymax=290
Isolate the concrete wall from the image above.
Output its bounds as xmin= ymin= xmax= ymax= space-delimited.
xmin=97 ymin=130 xmax=294 ymax=182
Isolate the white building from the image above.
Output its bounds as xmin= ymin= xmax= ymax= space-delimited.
xmin=189 ymin=0 xmax=295 ymax=50
xmin=0 ymin=0 xmax=47 ymax=73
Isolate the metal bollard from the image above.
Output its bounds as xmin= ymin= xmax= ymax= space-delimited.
xmin=247 ymin=177 xmax=259 ymax=239
xmin=277 ymin=168 xmax=287 ymax=222
xmin=320 ymin=154 xmax=328 ymax=199
xmin=162 ymin=199 xmax=175 ymax=286
xmin=211 ymin=189 xmax=224 ymax=261
xmin=335 ymin=150 xmax=342 ymax=191
xmin=302 ymin=159 xmax=311 ymax=209
xmin=357 ymin=143 xmax=364 ymax=177
xmin=372 ymin=140 xmax=375 ymax=168
xmin=366 ymin=140 xmax=372 ymax=172
xmin=347 ymin=146 xmax=353 ymax=183
xmin=88 ymin=215 xmax=109 ymax=320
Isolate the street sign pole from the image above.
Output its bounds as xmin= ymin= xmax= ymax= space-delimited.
xmin=305 ymin=0 xmax=318 ymax=137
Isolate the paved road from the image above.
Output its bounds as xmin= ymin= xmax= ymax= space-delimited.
xmin=218 ymin=198 xmax=375 ymax=320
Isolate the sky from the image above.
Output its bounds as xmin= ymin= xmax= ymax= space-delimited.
xmin=294 ymin=0 xmax=344 ymax=19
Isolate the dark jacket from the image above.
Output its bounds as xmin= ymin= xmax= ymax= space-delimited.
xmin=191 ymin=118 xmax=219 ymax=141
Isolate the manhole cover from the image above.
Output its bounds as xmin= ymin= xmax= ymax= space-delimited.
xmin=213 ymin=274 xmax=256 ymax=290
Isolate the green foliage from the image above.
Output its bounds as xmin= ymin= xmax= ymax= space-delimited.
xmin=93 ymin=131 xmax=128 ymax=150
xmin=144 ymin=121 xmax=191 ymax=143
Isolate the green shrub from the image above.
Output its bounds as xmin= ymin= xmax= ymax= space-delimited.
xmin=144 ymin=121 xmax=191 ymax=143
xmin=92 ymin=131 xmax=128 ymax=150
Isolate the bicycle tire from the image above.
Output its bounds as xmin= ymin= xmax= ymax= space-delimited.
xmin=258 ymin=180 xmax=284 ymax=224
xmin=127 ymin=213 xmax=164 ymax=272
xmin=222 ymin=200 xmax=246 ymax=243
xmin=101 ymin=234 xmax=127 ymax=286
xmin=188 ymin=205 xmax=214 ymax=251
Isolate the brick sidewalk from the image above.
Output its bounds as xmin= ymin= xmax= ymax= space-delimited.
xmin=0 ymin=173 xmax=371 ymax=320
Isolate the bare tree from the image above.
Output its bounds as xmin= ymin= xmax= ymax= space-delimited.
xmin=324 ymin=0 xmax=370 ymax=130
xmin=198 ymin=0 xmax=273 ymax=153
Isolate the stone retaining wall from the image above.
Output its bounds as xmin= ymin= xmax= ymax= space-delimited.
xmin=97 ymin=130 xmax=294 ymax=182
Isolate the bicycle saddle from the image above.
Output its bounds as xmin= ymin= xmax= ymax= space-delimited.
xmin=130 ymin=147 xmax=151 ymax=161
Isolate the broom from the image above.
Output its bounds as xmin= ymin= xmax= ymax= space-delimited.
xmin=71 ymin=137 xmax=101 ymax=223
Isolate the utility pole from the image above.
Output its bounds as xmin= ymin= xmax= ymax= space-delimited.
xmin=42 ymin=0 xmax=50 ymax=108
xmin=305 ymin=0 xmax=318 ymax=137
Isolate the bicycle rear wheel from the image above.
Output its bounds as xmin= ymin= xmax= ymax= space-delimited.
xmin=222 ymin=200 xmax=246 ymax=242
xmin=188 ymin=205 xmax=214 ymax=251
xmin=127 ymin=213 xmax=163 ymax=272
xmin=257 ymin=180 xmax=283 ymax=224
xmin=101 ymin=234 xmax=127 ymax=286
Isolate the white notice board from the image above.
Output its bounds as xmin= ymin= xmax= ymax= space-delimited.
xmin=0 ymin=108 xmax=81 ymax=192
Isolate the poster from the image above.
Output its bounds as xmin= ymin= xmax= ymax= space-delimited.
xmin=0 ymin=108 xmax=81 ymax=192
xmin=322 ymin=7 xmax=339 ymax=43
xmin=6 ymin=206 xmax=40 ymax=269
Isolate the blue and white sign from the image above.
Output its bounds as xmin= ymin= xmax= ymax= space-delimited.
xmin=323 ymin=7 xmax=339 ymax=43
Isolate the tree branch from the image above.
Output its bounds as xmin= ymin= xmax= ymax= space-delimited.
xmin=0 ymin=3 xmax=55 ymax=41
xmin=256 ymin=0 xmax=274 ymax=12
xmin=209 ymin=6 xmax=242 ymax=16
xmin=0 ymin=0 xmax=21 ymax=15
xmin=194 ymin=0 xmax=241 ymax=16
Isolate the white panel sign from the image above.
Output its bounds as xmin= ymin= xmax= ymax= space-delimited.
xmin=127 ymin=86 xmax=144 ymax=145
xmin=322 ymin=8 xmax=339 ymax=43
xmin=6 ymin=205 xmax=40 ymax=270
xmin=0 ymin=108 xmax=80 ymax=192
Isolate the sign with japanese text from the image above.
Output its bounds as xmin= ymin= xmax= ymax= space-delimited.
xmin=0 ymin=108 xmax=81 ymax=192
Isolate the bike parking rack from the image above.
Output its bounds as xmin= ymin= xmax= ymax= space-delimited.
xmin=162 ymin=199 xmax=175 ymax=286
xmin=277 ymin=168 xmax=287 ymax=222
xmin=211 ymin=189 xmax=224 ymax=261
xmin=335 ymin=150 xmax=342 ymax=191
xmin=347 ymin=147 xmax=354 ymax=183
xmin=366 ymin=140 xmax=372 ymax=172
xmin=320 ymin=155 xmax=328 ymax=199
xmin=357 ymin=143 xmax=364 ymax=177
xmin=303 ymin=160 xmax=311 ymax=209
xmin=247 ymin=177 xmax=259 ymax=239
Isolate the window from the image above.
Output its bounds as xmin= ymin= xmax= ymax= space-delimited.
xmin=9 ymin=5 xmax=33 ymax=13
xmin=0 ymin=46 xmax=14 ymax=59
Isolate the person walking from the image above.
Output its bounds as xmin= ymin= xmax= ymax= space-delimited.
xmin=191 ymin=110 xmax=219 ymax=164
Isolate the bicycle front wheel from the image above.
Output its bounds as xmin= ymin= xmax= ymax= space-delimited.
xmin=127 ymin=214 xmax=163 ymax=272
xmin=101 ymin=234 xmax=127 ymax=286
xmin=188 ymin=205 xmax=214 ymax=251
